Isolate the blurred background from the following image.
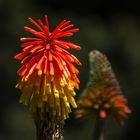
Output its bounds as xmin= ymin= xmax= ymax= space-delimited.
xmin=0 ymin=0 xmax=140 ymax=140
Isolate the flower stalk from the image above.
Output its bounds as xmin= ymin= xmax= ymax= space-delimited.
xmin=34 ymin=111 xmax=63 ymax=140
xmin=94 ymin=117 xmax=106 ymax=140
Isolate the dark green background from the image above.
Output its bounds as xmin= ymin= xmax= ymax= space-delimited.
xmin=0 ymin=0 xmax=139 ymax=139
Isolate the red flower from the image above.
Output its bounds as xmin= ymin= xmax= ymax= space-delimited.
xmin=15 ymin=16 xmax=81 ymax=121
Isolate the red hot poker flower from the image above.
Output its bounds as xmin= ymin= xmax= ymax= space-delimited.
xmin=75 ymin=50 xmax=131 ymax=126
xmin=15 ymin=16 xmax=81 ymax=121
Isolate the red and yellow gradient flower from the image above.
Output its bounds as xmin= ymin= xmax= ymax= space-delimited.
xmin=75 ymin=50 xmax=131 ymax=125
xmin=15 ymin=16 xmax=81 ymax=121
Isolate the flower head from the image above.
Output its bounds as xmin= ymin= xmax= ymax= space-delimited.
xmin=76 ymin=86 xmax=131 ymax=125
xmin=75 ymin=50 xmax=131 ymax=125
xmin=15 ymin=16 xmax=81 ymax=121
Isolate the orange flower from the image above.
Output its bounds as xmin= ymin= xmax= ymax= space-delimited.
xmin=75 ymin=50 xmax=131 ymax=125
xmin=76 ymin=86 xmax=131 ymax=125
xmin=15 ymin=16 xmax=81 ymax=121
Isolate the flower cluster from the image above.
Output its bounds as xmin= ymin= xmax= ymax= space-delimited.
xmin=75 ymin=50 xmax=131 ymax=125
xmin=15 ymin=16 xmax=81 ymax=121
xmin=76 ymin=86 xmax=131 ymax=125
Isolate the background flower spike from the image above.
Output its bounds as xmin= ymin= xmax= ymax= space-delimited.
xmin=75 ymin=49 xmax=131 ymax=140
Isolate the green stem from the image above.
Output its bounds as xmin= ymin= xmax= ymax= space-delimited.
xmin=94 ymin=117 xmax=106 ymax=140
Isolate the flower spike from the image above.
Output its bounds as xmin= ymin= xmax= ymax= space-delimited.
xmin=75 ymin=50 xmax=131 ymax=126
xmin=15 ymin=16 xmax=81 ymax=124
